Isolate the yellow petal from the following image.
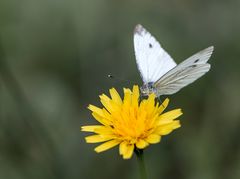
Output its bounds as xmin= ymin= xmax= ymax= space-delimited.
xmin=102 ymin=109 xmax=113 ymax=121
xmin=147 ymin=93 xmax=155 ymax=108
xmin=119 ymin=141 xmax=128 ymax=155
xmin=109 ymin=88 xmax=122 ymax=105
xmin=122 ymin=144 xmax=134 ymax=159
xmin=172 ymin=121 xmax=181 ymax=129
xmin=100 ymin=94 xmax=121 ymax=114
xmin=94 ymin=126 xmax=114 ymax=135
xmin=99 ymin=94 xmax=111 ymax=102
xmin=132 ymin=85 xmax=140 ymax=108
xmin=146 ymin=134 xmax=161 ymax=144
xmin=100 ymin=94 xmax=112 ymax=112
xmin=123 ymin=88 xmax=131 ymax=108
xmin=81 ymin=125 xmax=102 ymax=132
xmin=136 ymin=139 xmax=149 ymax=149
xmin=94 ymin=140 xmax=120 ymax=153
xmin=85 ymin=135 xmax=113 ymax=143
xmin=158 ymin=98 xmax=169 ymax=114
xmin=82 ymin=85 xmax=183 ymax=159
xmin=92 ymin=112 xmax=110 ymax=126
xmin=88 ymin=104 xmax=111 ymax=125
xmin=155 ymin=121 xmax=181 ymax=135
xmin=88 ymin=105 xmax=103 ymax=115
xmin=157 ymin=109 xmax=183 ymax=125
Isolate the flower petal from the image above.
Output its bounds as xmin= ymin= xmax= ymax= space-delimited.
xmin=132 ymin=85 xmax=140 ymax=108
xmin=155 ymin=120 xmax=181 ymax=135
xmin=94 ymin=126 xmax=114 ymax=135
xmin=157 ymin=109 xmax=183 ymax=125
xmin=92 ymin=112 xmax=110 ymax=126
xmin=81 ymin=125 xmax=103 ymax=132
xmin=85 ymin=135 xmax=113 ymax=143
xmin=94 ymin=140 xmax=120 ymax=153
xmin=81 ymin=85 xmax=182 ymax=159
xmin=146 ymin=134 xmax=161 ymax=144
xmin=100 ymin=94 xmax=112 ymax=111
xmin=88 ymin=105 xmax=103 ymax=115
xmin=147 ymin=93 xmax=155 ymax=109
xmin=88 ymin=105 xmax=111 ymax=125
xmin=119 ymin=141 xmax=128 ymax=155
xmin=136 ymin=139 xmax=149 ymax=149
xmin=109 ymin=88 xmax=122 ymax=105
xmin=123 ymin=88 xmax=132 ymax=108
xmin=122 ymin=144 xmax=134 ymax=159
xmin=100 ymin=94 xmax=121 ymax=113
xmin=158 ymin=98 xmax=169 ymax=114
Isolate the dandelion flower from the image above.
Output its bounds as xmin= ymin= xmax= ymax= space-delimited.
xmin=81 ymin=85 xmax=182 ymax=159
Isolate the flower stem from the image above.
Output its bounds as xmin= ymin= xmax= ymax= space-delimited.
xmin=135 ymin=148 xmax=148 ymax=179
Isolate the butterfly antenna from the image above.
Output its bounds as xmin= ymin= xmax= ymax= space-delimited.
xmin=107 ymin=74 xmax=132 ymax=84
xmin=107 ymin=74 xmax=114 ymax=78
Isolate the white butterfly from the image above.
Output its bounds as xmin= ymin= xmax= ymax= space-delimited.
xmin=134 ymin=24 xmax=214 ymax=97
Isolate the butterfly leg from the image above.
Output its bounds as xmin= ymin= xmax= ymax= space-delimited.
xmin=157 ymin=96 xmax=165 ymax=108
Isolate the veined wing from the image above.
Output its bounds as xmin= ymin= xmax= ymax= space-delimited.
xmin=154 ymin=46 xmax=214 ymax=96
xmin=134 ymin=24 xmax=177 ymax=83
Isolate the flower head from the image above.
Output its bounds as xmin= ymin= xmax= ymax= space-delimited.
xmin=81 ymin=85 xmax=182 ymax=159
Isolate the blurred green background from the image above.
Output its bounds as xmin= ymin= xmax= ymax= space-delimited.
xmin=1 ymin=0 xmax=240 ymax=179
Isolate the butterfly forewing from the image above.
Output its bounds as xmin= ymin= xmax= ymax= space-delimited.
xmin=134 ymin=24 xmax=177 ymax=83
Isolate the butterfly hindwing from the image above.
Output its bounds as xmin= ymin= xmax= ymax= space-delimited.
xmin=154 ymin=46 xmax=214 ymax=96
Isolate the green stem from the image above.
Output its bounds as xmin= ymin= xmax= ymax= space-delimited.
xmin=135 ymin=149 xmax=148 ymax=179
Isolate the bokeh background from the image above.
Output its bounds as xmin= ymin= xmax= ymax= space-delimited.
xmin=1 ymin=0 xmax=240 ymax=179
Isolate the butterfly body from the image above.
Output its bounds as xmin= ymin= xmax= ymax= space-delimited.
xmin=140 ymin=82 xmax=156 ymax=96
xmin=133 ymin=24 xmax=214 ymax=97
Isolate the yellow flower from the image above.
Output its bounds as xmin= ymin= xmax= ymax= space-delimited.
xmin=81 ymin=85 xmax=182 ymax=159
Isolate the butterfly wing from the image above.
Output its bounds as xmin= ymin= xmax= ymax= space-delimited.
xmin=134 ymin=24 xmax=177 ymax=83
xmin=154 ymin=46 xmax=214 ymax=96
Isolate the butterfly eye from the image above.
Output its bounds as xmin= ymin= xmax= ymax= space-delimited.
xmin=149 ymin=43 xmax=153 ymax=48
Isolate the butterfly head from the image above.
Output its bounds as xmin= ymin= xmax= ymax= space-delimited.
xmin=140 ymin=82 xmax=156 ymax=96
